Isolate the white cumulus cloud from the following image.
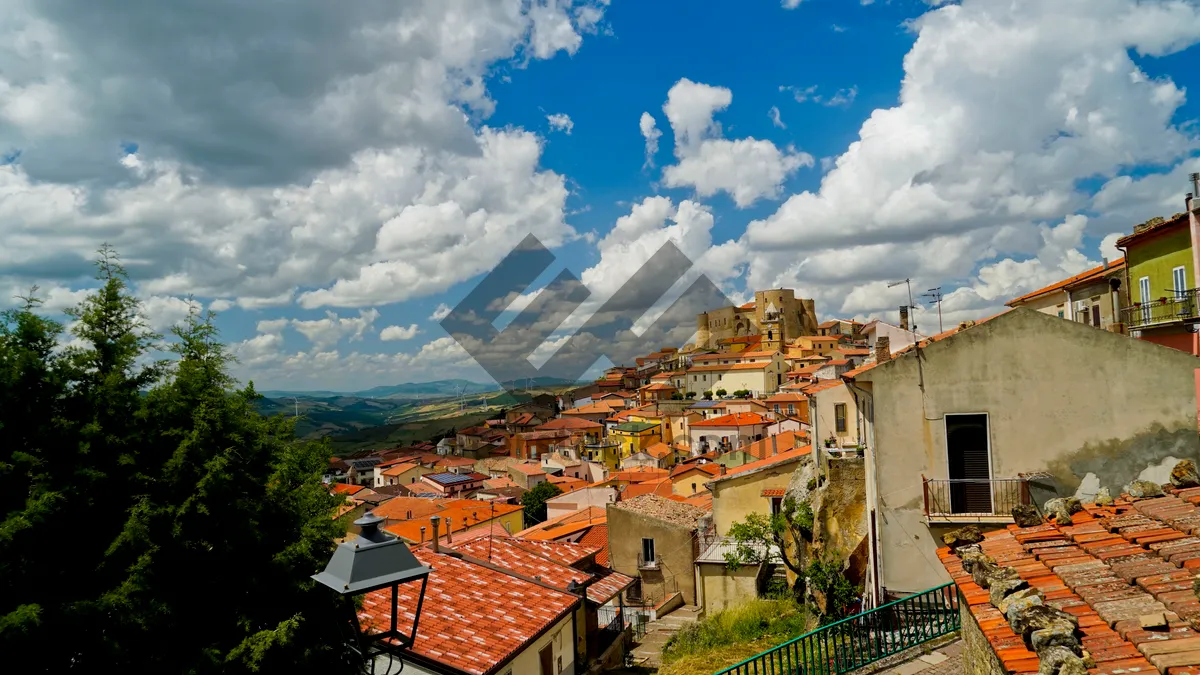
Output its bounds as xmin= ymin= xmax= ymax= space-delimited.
xmin=380 ymin=323 xmax=421 ymax=341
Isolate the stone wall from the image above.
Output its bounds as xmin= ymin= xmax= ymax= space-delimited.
xmin=959 ymin=594 xmax=1007 ymax=675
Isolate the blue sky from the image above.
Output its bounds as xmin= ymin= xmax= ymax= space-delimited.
xmin=3 ymin=0 xmax=1200 ymax=390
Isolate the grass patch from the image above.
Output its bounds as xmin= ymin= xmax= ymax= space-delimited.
xmin=659 ymin=598 xmax=813 ymax=675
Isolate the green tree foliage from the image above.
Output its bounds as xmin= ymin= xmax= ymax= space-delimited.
xmin=520 ymin=480 xmax=563 ymax=526
xmin=724 ymin=498 xmax=814 ymax=593
xmin=0 ymin=247 xmax=350 ymax=674
xmin=702 ymin=390 xmax=713 ymax=400
xmin=714 ymin=388 xmax=727 ymax=398
xmin=805 ymin=549 xmax=860 ymax=623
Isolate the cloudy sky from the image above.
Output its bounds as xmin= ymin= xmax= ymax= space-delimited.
xmin=4 ymin=0 xmax=1200 ymax=391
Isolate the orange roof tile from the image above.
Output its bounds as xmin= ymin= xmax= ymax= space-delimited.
xmin=713 ymin=446 xmax=812 ymax=481
xmin=359 ymin=547 xmax=578 ymax=675
xmin=689 ymin=362 xmax=775 ymax=372
xmin=454 ymin=537 xmax=592 ymax=588
xmin=801 ymin=379 xmax=845 ymax=394
xmin=514 ymin=506 xmax=608 ymax=540
xmin=739 ymin=431 xmax=804 ymax=460
xmin=611 ymin=467 xmax=670 ymax=483
xmin=690 ymin=412 xmax=769 ymax=428
xmin=1006 ymin=258 xmax=1126 ymax=306
xmin=547 ymin=476 xmax=589 ymax=492
xmin=670 ymin=463 xmax=720 ymax=478
xmin=622 ymin=478 xmax=675 ymax=500
xmin=331 ymin=483 xmax=366 ymax=496
xmin=382 ymin=501 xmax=523 ymax=543
xmin=761 ymin=488 xmax=785 ymax=497
xmin=509 ymin=462 xmax=546 ymax=476
xmin=576 ymin=524 xmax=610 ymax=566
xmin=644 ymin=442 xmax=674 ymax=459
xmin=563 ymin=401 xmax=622 ymax=415
xmin=381 ymin=462 xmax=420 ymax=477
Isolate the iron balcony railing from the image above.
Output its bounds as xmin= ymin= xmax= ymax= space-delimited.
xmin=921 ymin=476 xmax=1032 ymax=520
xmin=714 ymin=582 xmax=960 ymax=675
xmin=1122 ymin=289 xmax=1200 ymax=329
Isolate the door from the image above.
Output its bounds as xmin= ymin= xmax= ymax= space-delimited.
xmin=539 ymin=644 xmax=553 ymax=675
xmin=1139 ymin=276 xmax=1152 ymax=323
xmin=946 ymin=414 xmax=991 ymax=514
xmin=1091 ymin=304 xmax=1101 ymax=327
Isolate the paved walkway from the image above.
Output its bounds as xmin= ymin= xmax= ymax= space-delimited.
xmin=627 ymin=605 xmax=703 ymax=668
xmin=876 ymin=639 xmax=963 ymax=675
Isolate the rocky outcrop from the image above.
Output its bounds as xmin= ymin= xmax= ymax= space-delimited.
xmin=1171 ymin=460 xmax=1200 ymax=489
xmin=1128 ymin=480 xmax=1165 ymax=498
xmin=1043 ymin=498 xmax=1082 ymax=526
xmin=943 ymin=525 xmax=984 ymax=552
xmin=1011 ymin=504 xmax=1043 ymax=528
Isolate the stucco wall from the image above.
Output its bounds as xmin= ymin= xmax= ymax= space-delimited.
xmin=1128 ymin=225 xmax=1192 ymax=305
xmin=812 ymin=383 xmax=858 ymax=449
xmin=711 ymin=460 xmax=802 ymax=535
xmin=606 ymin=505 xmax=698 ymax=606
xmin=696 ymin=562 xmax=758 ymax=613
xmin=866 ymin=309 xmax=1200 ymax=595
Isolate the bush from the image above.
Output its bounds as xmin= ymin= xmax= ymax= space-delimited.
xmin=662 ymin=598 xmax=811 ymax=668
xmin=702 ymin=391 xmax=713 ymax=400
xmin=715 ymin=388 xmax=727 ymax=398
xmin=670 ymin=392 xmax=684 ymax=400
xmin=685 ymin=391 xmax=697 ymax=399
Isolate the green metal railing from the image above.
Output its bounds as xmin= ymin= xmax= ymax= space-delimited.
xmin=714 ymin=582 xmax=960 ymax=675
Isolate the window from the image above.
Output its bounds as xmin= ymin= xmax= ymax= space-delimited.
xmin=1140 ymin=276 xmax=1152 ymax=323
xmin=1174 ymin=266 xmax=1188 ymax=299
xmin=835 ymin=403 xmax=847 ymax=433
xmin=641 ymin=538 xmax=656 ymax=566
xmin=787 ymin=403 xmax=795 ymax=415
xmin=770 ymin=497 xmax=783 ymax=516
xmin=773 ymin=404 xmax=781 ymax=414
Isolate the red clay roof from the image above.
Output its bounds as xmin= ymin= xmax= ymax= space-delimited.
xmin=515 ymin=506 xmax=607 ymax=540
xmin=454 ymin=536 xmax=592 ymax=588
xmin=358 ymin=547 xmax=578 ymax=675
xmin=689 ymin=362 xmax=774 ymax=372
xmin=536 ymin=416 xmax=604 ymax=431
xmin=331 ymin=483 xmax=366 ymax=495
xmin=1006 ymin=258 xmax=1126 ymax=306
xmin=691 ymin=412 xmax=769 ymax=428
xmin=739 ymin=431 xmax=805 ymax=461
xmin=510 ymin=462 xmax=546 ymax=476
xmin=712 ymin=445 xmax=812 ymax=482
xmin=937 ymin=487 xmax=1200 ymax=674
xmin=622 ymin=477 xmax=675 ymax=500
xmin=381 ymin=462 xmax=421 ymax=477
xmin=577 ymin=524 xmax=610 ymax=566
xmin=761 ymin=488 xmax=785 ymax=497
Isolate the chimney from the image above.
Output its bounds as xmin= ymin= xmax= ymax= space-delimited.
xmin=446 ymin=517 xmax=453 ymax=543
xmin=420 ymin=526 xmax=426 ymax=544
xmin=1190 ymin=173 xmax=1200 ymax=210
xmin=430 ymin=516 xmax=441 ymax=553
xmin=1103 ymin=257 xmax=1109 ymax=270
xmin=899 ymin=306 xmax=909 ymax=332
xmin=876 ymin=336 xmax=891 ymax=363
xmin=771 ymin=435 xmax=778 ymax=457
xmin=719 ymin=464 xmax=726 ymax=476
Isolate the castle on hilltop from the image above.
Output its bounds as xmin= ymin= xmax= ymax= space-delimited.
xmin=693 ymin=289 xmax=819 ymax=351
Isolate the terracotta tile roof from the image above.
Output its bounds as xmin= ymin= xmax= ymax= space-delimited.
xmin=331 ymin=483 xmax=366 ymax=496
xmin=935 ymin=490 xmax=1200 ymax=674
xmin=1007 ymin=258 xmax=1127 ymax=306
xmin=435 ymin=456 xmax=477 ymax=467
xmin=613 ymin=495 xmax=706 ymax=528
xmin=801 ymin=379 xmax=845 ymax=394
xmin=510 ymin=462 xmax=546 ymax=476
xmin=825 ymin=359 xmax=850 ymax=366
xmin=381 ymin=462 xmax=420 ymax=477
xmin=372 ymin=496 xmax=447 ymax=521
xmin=642 ymin=382 xmax=676 ymax=391
xmin=763 ymin=392 xmax=807 ymax=402
xmin=622 ymin=477 xmax=676 ymax=500
xmin=358 ymin=547 xmax=578 ymax=675
xmin=506 ymin=537 xmax=601 ymax=568
xmin=683 ymin=492 xmax=713 ymax=511
xmin=563 ymin=401 xmax=622 ymax=415
xmin=740 ymin=431 xmax=804 ymax=461
xmin=382 ymin=500 xmax=523 ymax=543
xmin=1116 ymin=212 xmax=1189 ymax=248
xmin=483 ymin=476 xmax=520 ymax=490
xmin=547 ymin=476 xmax=589 ymax=493
xmin=688 ymin=362 xmax=774 ymax=372
xmin=761 ymin=488 xmax=785 ymax=497
xmin=509 ymin=412 xmax=536 ymax=426
xmin=690 ymin=412 xmax=769 ymax=428
xmin=611 ymin=467 xmax=671 ymax=483
xmin=514 ymin=506 xmax=608 ymax=540
xmin=454 ymin=536 xmax=592 ymax=588
xmin=738 ymin=349 xmax=781 ymax=357
xmin=712 ymin=446 xmax=812 ymax=482
xmin=517 ymin=429 xmax=574 ymax=441
xmin=644 ymin=442 xmax=674 ymax=459
xmin=586 ymin=566 xmax=636 ymax=605
xmin=807 ymin=336 xmax=841 ymax=343
xmin=577 ymin=524 xmax=610 ymax=566
xmin=536 ymin=416 xmax=604 ymax=431
xmin=670 ymin=463 xmax=721 ymax=478
xmin=836 ymin=348 xmax=870 ymax=356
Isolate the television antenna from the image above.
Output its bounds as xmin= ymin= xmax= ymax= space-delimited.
xmin=921 ymin=287 xmax=944 ymax=334
xmin=887 ymin=278 xmax=918 ymax=335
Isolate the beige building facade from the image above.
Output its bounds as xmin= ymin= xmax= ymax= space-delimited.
xmin=694 ymin=289 xmax=819 ymax=350
xmin=850 ymin=309 xmax=1200 ymax=602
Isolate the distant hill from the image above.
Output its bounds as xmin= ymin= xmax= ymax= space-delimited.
xmin=261 ymin=376 xmax=580 ymax=400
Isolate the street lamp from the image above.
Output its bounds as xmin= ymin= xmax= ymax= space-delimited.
xmin=313 ymin=512 xmax=432 ymax=674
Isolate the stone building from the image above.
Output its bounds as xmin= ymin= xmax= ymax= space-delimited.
xmin=694 ymin=289 xmax=819 ymax=351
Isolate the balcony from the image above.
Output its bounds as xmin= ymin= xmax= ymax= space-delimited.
xmin=921 ymin=476 xmax=1033 ymax=524
xmin=1122 ymin=289 xmax=1200 ymax=330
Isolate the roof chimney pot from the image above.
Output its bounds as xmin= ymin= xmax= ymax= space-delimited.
xmin=446 ymin=517 xmax=452 ymax=543
xmin=899 ymin=306 xmax=910 ymax=332
xmin=876 ymin=336 xmax=891 ymax=363
xmin=430 ymin=516 xmax=441 ymax=554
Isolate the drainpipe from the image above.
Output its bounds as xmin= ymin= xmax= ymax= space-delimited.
xmin=1065 ymin=287 xmax=1074 ymax=322
xmin=1118 ymin=242 xmax=1132 ymax=335
xmin=845 ymin=378 xmax=881 ymax=606
xmin=1188 ymin=178 xmax=1200 ymax=355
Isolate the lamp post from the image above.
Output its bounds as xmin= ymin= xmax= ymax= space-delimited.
xmin=312 ymin=512 xmax=432 ymax=674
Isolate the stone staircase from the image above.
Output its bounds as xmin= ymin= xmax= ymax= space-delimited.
xmin=627 ymin=604 xmax=703 ymax=668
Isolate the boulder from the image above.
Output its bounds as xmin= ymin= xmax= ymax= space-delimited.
xmin=1171 ymin=460 xmax=1200 ymax=489
xmin=1030 ymin=623 xmax=1080 ymax=652
xmin=1094 ymin=487 xmax=1113 ymax=507
xmin=1056 ymin=511 xmax=1074 ymax=527
xmin=1011 ymin=604 xmax=1077 ymax=637
xmin=943 ymin=525 xmax=984 ymax=551
xmin=960 ymin=548 xmax=993 ymax=575
xmin=1006 ymin=594 xmax=1046 ymax=631
xmin=1042 ymin=646 xmax=1090 ymax=674
xmin=1012 ymin=504 xmax=1043 ymax=528
xmin=1044 ymin=497 xmax=1079 ymax=524
xmin=997 ymin=586 xmax=1042 ymax=616
xmin=974 ymin=563 xmax=1019 ymax=590
xmin=1064 ymin=497 xmax=1083 ymax=515
xmin=989 ymin=577 xmax=1029 ymax=608
xmin=1128 ymin=480 xmax=1165 ymax=498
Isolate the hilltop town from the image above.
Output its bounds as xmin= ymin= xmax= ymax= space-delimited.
xmin=322 ymin=193 xmax=1200 ymax=675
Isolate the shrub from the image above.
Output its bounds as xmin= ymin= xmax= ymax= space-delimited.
xmin=715 ymin=388 xmax=727 ymax=398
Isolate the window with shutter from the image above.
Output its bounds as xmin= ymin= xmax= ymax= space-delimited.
xmin=946 ymin=413 xmax=991 ymax=514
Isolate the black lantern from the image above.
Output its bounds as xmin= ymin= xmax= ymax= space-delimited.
xmin=313 ymin=511 xmax=432 ymax=674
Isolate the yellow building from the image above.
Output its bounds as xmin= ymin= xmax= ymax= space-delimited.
xmin=685 ymin=351 xmax=788 ymax=398
xmin=708 ymin=446 xmax=811 ymax=535
xmin=610 ymin=420 xmax=662 ymax=458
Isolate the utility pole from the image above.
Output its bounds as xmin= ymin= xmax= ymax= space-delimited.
xmin=887 ymin=278 xmax=918 ymax=334
xmin=922 ymin=287 xmax=944 ymax=334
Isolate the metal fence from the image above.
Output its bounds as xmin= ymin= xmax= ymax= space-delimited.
xmin=713 ymin=582 xmax=960 ymax=675
xmin=922 ymin=477 xmax=1031 ymax=518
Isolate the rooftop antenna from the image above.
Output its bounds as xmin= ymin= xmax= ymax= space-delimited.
xmin=888 ymin=278 xmax=925 ymax=391
xmin=921 ymin=287 xmax=944 ymax=334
